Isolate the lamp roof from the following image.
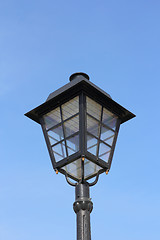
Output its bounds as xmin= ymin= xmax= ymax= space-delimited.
xmin=25 ymin=73 xmax=135 ymax=124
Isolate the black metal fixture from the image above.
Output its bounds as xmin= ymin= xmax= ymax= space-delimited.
xmin=25 ymin=73 xmax=135 ymax=240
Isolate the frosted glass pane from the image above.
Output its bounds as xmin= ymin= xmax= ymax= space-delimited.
xmin=62 ymin=96 xmax=79 ymax=120
xmin=102 ymin=108 xmax=117 ymax=130
xmin=101 ymin=126 xmax=115 ymax=146
xmin=47 ymin=125 xmax=64 ymax=145
xmin=86 ymin=97 xmax=102 ymax=121
xmin=66 ymin=134 xmax=79 ymax=156
xmin=84 ymin=159 xmax=102 ymax=179
xmin=43 ymin=107 xmax=61 ymax=130
xmin=99 ymin=142 xmax=111 ymax=162
xmin=64 ymin=115 xmax=79 ymax=137
xmin=104 ymin=135 xmax=114 ymax=146
xmin=87 ymin=115 xmax=99 ymax=138
xmin=87 ymin=135 xmax=98 ymax=156
xmin=62 ymin=159 xmax=81 ymax=179
xmin=52 ymin=141 xmax=66 ymax=161
xmin=99 ymin=151 xmax=110 ymax=162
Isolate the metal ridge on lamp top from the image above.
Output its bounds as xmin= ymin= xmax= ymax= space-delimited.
xmin=25 ymin=73 xmax=135 ymax=183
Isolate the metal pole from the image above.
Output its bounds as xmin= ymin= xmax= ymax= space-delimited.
xmin=73 ymin=183 xmax=93 ymax=240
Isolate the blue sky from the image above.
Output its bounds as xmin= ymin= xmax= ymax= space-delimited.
xmin=0 ymin=0 xmax=160 ymax=239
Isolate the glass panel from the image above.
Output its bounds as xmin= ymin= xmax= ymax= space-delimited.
xmin=52 ymin=141 xmax=66 ymax=161
xmin=64 ymin=115 xmax=79 ymax=137
xmin=47 ymin=125 xmax=64 ymax=145
xmin=66 ymin=134 xmax=79 ymax=156
xmin=62 ymin=159 xmax=81 ymax=180
xmin=99 ymin=151 xmax=110 ymax=162
xmin=101 ymin=126 xmax=115 ymax=146
xmin=86 ymin=97 xmax=102 ymax=121
xmin=62 ymin=96 xmax=79 ymax=120
xmin=102 ymin=108 xmax=117 ymax=130
xmin=87 ymin=115 xmax=99 ymax=138
xmin=84 ymin=159 xmax=102 ymax=179
xmin=87 ymin=135 xmax=98 ymax=156
xmin=43 ymin=107 xmax=61 ymax=130
xmin=99 ymin=142 xmax=111 ymax=162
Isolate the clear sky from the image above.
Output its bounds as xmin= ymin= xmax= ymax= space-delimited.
xmin=0 ymin=0 xmax=160 ymax=239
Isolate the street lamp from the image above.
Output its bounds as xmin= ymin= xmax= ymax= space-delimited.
xmin=25 ymin=73 xmax=135 ymax=240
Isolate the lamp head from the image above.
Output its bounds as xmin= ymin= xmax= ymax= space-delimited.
xmin=25 ymin=73 xmax=135 ymax=182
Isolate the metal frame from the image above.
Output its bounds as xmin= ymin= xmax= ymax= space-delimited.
xmin=25 ymin=78 xmax=135 ymax=124
xmin=25 ymin=73 xmax=135 ymax=240
xmin=25 ymin=76 xmax=135 ymax=183
xmin=40 ymin=117 xmax=57 ymax=168
xmin=39 ymin=92 xmax=121 ymax=182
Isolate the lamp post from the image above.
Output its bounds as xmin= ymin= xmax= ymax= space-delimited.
xmin=25 ymin=73 xmax=135 ymax=240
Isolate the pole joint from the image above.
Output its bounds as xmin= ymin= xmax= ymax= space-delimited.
xmin=73 ymin=198 xmax=93 ymax=214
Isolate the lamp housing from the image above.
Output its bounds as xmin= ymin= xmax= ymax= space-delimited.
xmin=25 ymin=73 xmax=135 ymax=182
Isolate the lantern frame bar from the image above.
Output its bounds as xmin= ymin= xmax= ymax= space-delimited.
xmin=79 ymin=92 xmax=86 ymax=156
xmin=108 ymin=117 xmax=121 ymax=169
xmin=46 ymin=112 xmax=79 ymax=132
xmin=87 ymin=112 xmax=116 ymax=133
xmin=96 ymin=106 xmax=104 ymax=157
xmin=59 ymin=105 xmax=69 ymax=158
xmin=40 ymin=117 xmax=56 ymax=167
xmin=85 ymin=168 xmax=105 ymax=181
xmin=85 ymin=151 xmax=109 ymax=169
xmin=50 ymin=131 xmax=79 ymax=148
xmin=87 ymin=132 xmax=112 ymax=149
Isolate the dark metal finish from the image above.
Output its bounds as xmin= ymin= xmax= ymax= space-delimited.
xmin=59 ymin=105 xmax=69 ymax=158
xmin=40 ymin=117 xmax=56 ymax=169
xmin=65 ymin=172 xmax=77 ymax=186
xmin=46 ymin=112 xmax=79 ymax=132
xmin=79 ymin=92 xmax=86 ymax=183
xmin=60 ymin=168 xmax=80 ymax=182
xmin=73 ymin=183 xmax=93 ymax=240
xmin=79 ymin=93 xmax=86 ymax=157
xmin=56 ymin=151 xmax=81 ymax=168
xmin=88 ymin=170 xmax=101 ymax=186
xmin=25 ymin=73 xmax=135 ymax=181
xmin=85 ymin=168 xmax=105 ymax=181
xmin=25 ymin=72 xmax=135 ymax=240
xmin=50 ymin=131 xmax=79 ymax=148
xmin=108 ymin=118 xmax=121 ymax=169
xmin=25 ymin=75 xmax=134 ymax=124
xmin=85 ymin=151 xmax=109 ymax=169
xmin=70 ymin=72 xmax=90 ymax=82
xmin=81 ymin=159 xmax=84 ymax=183
xmin=87 ymin=112 xmax=115 ymax=132
xmin=96 ymin=106 xmax=103 ymax=158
